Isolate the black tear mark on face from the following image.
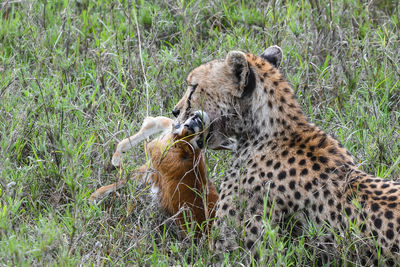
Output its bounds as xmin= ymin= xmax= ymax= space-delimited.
xmin=185 ymin=84 xmax=198 ymax=116
xmin=241 ymin=63 xmax=255 ymax=98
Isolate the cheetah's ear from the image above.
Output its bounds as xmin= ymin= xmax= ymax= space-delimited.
xmin=226 ymin=51 xmax=255 ymax=98
xmin=260 ymin=45 xmax=282 ymax=68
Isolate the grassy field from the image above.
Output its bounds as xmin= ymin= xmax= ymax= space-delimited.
xmin=0 ymin=0 xmax=399 ymax=265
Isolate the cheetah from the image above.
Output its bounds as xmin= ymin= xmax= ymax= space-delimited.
xmin=90 ymin=112 xmax=219 ymax=238
xmin=172 ymin=46 xmax=400 ymax=264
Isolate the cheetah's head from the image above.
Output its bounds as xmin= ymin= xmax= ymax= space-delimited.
xmin=173 ymin=46 xmax=282 ymax=150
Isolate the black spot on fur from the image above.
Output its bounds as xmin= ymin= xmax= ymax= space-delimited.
xmin=391 ymin=244 xmax=399 ymax=253
xmin=278 ymin=185 xmax=286 ymax=192
xmin=359 ymin=184 xmax=368 ymax=191
xmin=289 ymin=180 xmax=296 ymax=190
xmin=250 ymin=226 xmax=258 ymax=235
xmin=312 ymin=204 xmax=317 ymax=212
xmin=320 ymin=173 xmax=328 ymax=180
xmin=371 ymin=203 xmax=379 ymax=212
xmin=328 ymin=148 xmax=337 ymax=154
xmin=318 ymin=156 xmax=328 ymax=163
xmin=248 ymin=177 xmax=255 ymax=184
xmin=385 ymin=211 xmax=394 ymax=220
xmin=305 ymin=182 xmax=312 ymax=191
xmin=312 ymin=163 xmax=321 ymax=171
xmin=386 ymin=229 xmax=394 ymax=239
xmin=374 ymin=218 xmax=382 ymax=229
xmin=317 ymin=136 xmax=327 ymax=148
xmin=278 ymin=171 xmax=287 ymax=180
xmin=300 ymin=169 xmax=308 ymax=176
xmin=274 ymin=162 xmax=281 ymax=169
xmin=381 ymin=184 xmax=390 ymax=189
xmin=319 ymin=205 xmax=323 ymax=213
xmin=246 ymin=240 xmax=254 ymax=249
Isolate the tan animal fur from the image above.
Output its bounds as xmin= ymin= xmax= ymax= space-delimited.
xmin=90 ymin=113 xmax=218 ymax=238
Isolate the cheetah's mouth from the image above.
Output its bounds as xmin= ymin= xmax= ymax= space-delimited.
xmin=173 ymin=111 xmax=210 ymax=149
xmin=177 ymin=111 xmax=235 ymax=150
xmin=183 ymin=111 xmax=210 ymax=134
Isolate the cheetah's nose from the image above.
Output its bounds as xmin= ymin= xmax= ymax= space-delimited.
xmin=172 ymin=108 xmax=180 ymax=118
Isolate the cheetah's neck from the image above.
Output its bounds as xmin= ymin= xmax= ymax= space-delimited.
xmin=235 ymin=58 xmax=310 ymax=152
xmin=233 ymin=56 xmax=354 ymax=171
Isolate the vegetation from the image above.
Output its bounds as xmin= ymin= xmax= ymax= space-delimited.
xmin=0 ymin=0 xmax=399 ymax=265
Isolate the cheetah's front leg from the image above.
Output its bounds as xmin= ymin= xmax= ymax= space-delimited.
xmin=212 ymin=173 xmax=280 ymax=260
xmin=212 ymin=191 xmax=243 ymax=256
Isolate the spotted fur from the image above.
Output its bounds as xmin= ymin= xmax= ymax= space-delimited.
xmin=173 ymin=47 xmax=400 ymax=264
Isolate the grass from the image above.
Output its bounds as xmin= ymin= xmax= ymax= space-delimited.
xmin=0 ymin=0 xmax=399 ymax=265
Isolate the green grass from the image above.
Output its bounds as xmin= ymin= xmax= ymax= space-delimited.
xmin=0 ymin=0 xmax=399 ymax=265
